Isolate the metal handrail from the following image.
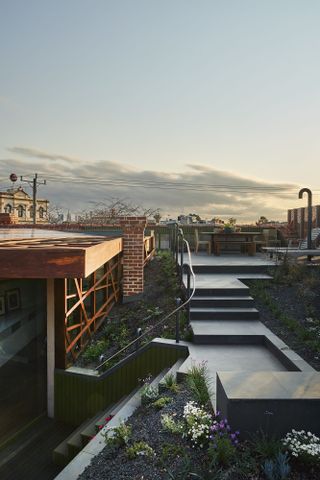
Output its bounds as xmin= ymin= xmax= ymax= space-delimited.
xmin=95 ymin=231 xmax=195 ymax=372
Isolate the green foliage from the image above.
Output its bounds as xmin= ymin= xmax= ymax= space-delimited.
xmin=163 ymin=373 xmax=180 ymax=393
xmin=160 ymin=442 xmax=186 ymax=461
xmin=126 ymin=441 xmax=155 ymax=460
xmin=161 ymin=413 xmax=185 ymax=434
xmin=208 ymin=436 xmax=237 ymax=468
xmin=186 ymin=362 xmax=212 ymax=406
xmin=82 ymin=338 xmax=109 ymax=362
xmin=141 ymin=384 xmax=159 ymax=405
xmin=157 ymin=250 xmax=179 ymax=293
xmin=152 ymin=396 xmax=172 ymax=409
xmin=105 ymin=421 xmax=132 ymax=448
xmin=117 ymin=324 xmax=130 ymax=348
xmin=249 ymin=430 xmax=283 ymax=461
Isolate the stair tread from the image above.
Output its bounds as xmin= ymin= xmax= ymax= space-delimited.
xmin=191 ymin=296 xmax=253 ymax=300
xmin=190 ymin=307 xmax=259 ymax=312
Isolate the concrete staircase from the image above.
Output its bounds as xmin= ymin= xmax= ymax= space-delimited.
xmin=188 ymin=267 xmax=268 ymax=344
xmin=53 ymin=388 xmax=140 ymax=467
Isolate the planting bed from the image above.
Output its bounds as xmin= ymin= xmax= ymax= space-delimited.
xmin=75 ymin=252 xmax=190 ymax=370
xmin=247 ymin=262 xmax=320 ymax=371
xmin=78 ymin=377 xmax=320 ymax=480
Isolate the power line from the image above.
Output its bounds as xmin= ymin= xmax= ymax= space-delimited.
xmin=30 ymin=172 xmax=300 ymax=194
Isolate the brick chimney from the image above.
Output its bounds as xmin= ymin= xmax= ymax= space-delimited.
xmin=119 ymin=216 xmax=147 ymax=302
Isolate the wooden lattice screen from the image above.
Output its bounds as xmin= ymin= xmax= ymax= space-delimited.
xmin=60 ymin=253 xmax=122 ymax=366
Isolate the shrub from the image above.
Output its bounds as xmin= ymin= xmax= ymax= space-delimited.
xmin=141 ymin=384 xmax=159 ymax=405
xmin=105 ymin=421 xmax=132 ymax=448
xmin=208 ymin=414 xmax=240 ymax=467
xmin=249 ymin=430 xmax=283 ymax=461
xmin=263 ymin=452 xmax=291 ymax=480
xmin=183 ymin=401 xmax=212 ymax=448
xmin=186 ymin=361 xmax=212 ymax=406
xmin=163 ymin=373 xmax=180 ymax=393
xmin=161 ymin=413 xmax=184 ymax=435
xmin=160 ymin=443 xmax=186 ymax=461
xmin=126 ymin=441 xmax=155 ymax=460
xmin=282 ymin=429 xmax=320 ymax=466
xmin=82 ymin=339 xmax=109 ymax=362
xmin=152 ymin=396 xmax=172 ymax=409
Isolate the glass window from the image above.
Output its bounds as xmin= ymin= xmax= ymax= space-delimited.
xmin=4 ymin=204 xmax=12 ymax=213
xmin=0 ymin=279 xmax=47 ymax=444
xmin=17 ymin=205 xmax=25 ymax=218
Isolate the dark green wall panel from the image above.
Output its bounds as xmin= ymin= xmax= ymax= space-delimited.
xmin=55 ymin=342 xmax=188 ymax=425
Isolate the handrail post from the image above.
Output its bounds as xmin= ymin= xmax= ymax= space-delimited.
xmin=187 ymin=267 xmax=191 ymax=324
xmin=180 ymin=236 xmax=184 ymax=269
xmin=175 ymin=225 xmax=179 ymax=265
xmin=175 ymin=297 xmax=181 ymax=343
xmin=136 ymin=327 xmax=142 ymax=351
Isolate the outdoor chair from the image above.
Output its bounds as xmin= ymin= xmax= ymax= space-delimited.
xmin=194 ymin=228 xmax=211 ymax=255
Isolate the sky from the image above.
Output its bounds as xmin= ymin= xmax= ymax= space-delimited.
xmin=1 ymin=0 xmax=320 ymax=222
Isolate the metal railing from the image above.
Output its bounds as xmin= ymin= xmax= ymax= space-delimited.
xmin=95 ymin=226 xmax=195 ymax=372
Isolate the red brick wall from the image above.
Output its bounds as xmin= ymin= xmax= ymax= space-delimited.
xmin=288 ymin=205 xmax=320 ymax=236
xmin=0 ymin=213 xmax=18 ymax=224
xmin=119 ymin=216 xmax=147 ymax=301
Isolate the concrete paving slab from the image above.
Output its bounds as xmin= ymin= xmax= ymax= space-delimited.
xmin=182 ymin=252 xmax=276 ymax=267
xmin=180 ymin=344 xmax=288 ymax=377
xmin=184 ymin=273 xmax=271 ymax=290
xmin=217 ymin=371 xmax=320 ymax=399
xmin=190 ymin=320 xmax=269 ymax=336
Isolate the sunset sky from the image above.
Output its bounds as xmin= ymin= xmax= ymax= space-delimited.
xmin=1 ymin=1 xmax=320 ymax=221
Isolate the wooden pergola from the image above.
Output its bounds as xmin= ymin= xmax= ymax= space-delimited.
xmin=0 ymin=235 xmax=123 ymax=374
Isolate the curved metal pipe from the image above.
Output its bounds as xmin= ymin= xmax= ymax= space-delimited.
xmin=298 ymin=188 xmax=312 ymax=250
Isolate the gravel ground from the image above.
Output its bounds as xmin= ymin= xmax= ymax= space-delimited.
xmin=78 ymin=384 xmax=208 ymax=480
xmin=77 ymin=379 xmax=320 ymax=480
xmin=246 ymin=279 xmax=320 ymax=371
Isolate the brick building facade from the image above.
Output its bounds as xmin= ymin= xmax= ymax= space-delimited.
xmin=0 ymin=187 xmax=49 ymax=224
xmin=287 ymin=205 xmax=320 ymax=238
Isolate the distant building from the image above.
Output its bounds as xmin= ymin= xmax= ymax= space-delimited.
xmin=0 ymin=187 xmax=49 ymax=223
xmin=288 ymin=205 xmax=320 ymax=238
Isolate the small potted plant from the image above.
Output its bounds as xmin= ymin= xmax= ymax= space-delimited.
xmin=224 ymin=218 xmax=236 ymax=233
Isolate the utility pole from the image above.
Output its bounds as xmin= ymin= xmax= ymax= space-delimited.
xmin=20 ymin=173 xmax=47 ymax=225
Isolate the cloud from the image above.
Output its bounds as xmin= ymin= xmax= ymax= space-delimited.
xmin=0 ymin=147 xmax=299 ymax=222
xmin=7 ymin=147 xmax=80 ymax=164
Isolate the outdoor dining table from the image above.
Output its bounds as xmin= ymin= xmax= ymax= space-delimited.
xmin=200 ymin=232 xmax=258 ymax=256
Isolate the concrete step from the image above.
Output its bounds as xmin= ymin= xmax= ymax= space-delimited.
xmin=193 ymin=264 xmax=271 ymax=274
xmin=53 ymin=370 xmax=169 ymax=468
xmin=190 ymin=307 xmax=260 ymax=321
xmin=194 ymin=287 xmax=249 ymax=296
xmin=190 ymin=295 xmax=254 ymax=308
xmin=190 ymin=319 xmax=268 ymax=344
xmin=53 ymin=415 xmax=98 ymax=467
xmin=80 ymin=390 xmax=140 ymax=447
